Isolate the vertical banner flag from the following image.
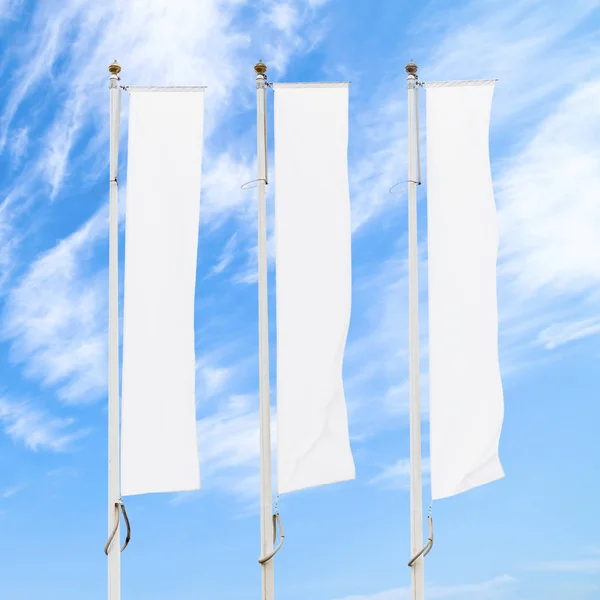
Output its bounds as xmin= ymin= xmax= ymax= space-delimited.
xmin=425 ymin=81 xmax=505 ymax=500
xmin=273 ymin=83 xmax=355 ymax=494
xmin=121 ymin=88 xmax=205 ymax=496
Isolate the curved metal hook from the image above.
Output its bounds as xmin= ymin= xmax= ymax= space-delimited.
xmin=241 ymin=178 xmax=268 ymax=190
xmin=408 ymin=515 xmax=434 ymax=567
xmin=120 ymin=500 xmax=131 ymax=552
xmin=104 ymin=499 xmax=131 ymax=555
xmin=389 ymin=180 xmax=421 ymax=196
xmin=258 ymin=513 xmax=285 ymax=565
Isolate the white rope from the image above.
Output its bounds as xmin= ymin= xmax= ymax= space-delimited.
xmin=126 ymin=86 xmax=206 ymax=92
xmin=271 ymin=82 xmax=349 ymax=89
xmin=415 ymin=83 xmax=422 ymax=185
xmin=423 ymin=79 xmax=497 ymax=88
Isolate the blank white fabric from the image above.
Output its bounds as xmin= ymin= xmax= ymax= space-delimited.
xmin=121 ymin=88 xmax=204 ymax=496
xmin=273 ymin=83 xmax=355 ymax=495
xmin=426 ymin=82 xmax=505 ymax=500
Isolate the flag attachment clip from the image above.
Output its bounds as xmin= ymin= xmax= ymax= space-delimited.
xmin=258 ymin=513 xmax=285 ymax=564
xmin=408 ymin=514 xmax=434 ymax=567
xmin=104 ymin=498 xmax=131 ymax=555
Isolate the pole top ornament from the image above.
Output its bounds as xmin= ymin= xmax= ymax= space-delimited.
xmin=254 ymin=60 xmax=267 ymax=76
xmin=405 ymin=60 xmax=418 ymax=75
xmin=108 ymin=60 xmax=122 ymax=75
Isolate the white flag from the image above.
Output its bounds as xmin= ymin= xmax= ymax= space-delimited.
xmin=425 ymin=81 xmax=505 ymax=500
xmin=121 ymin=87 xmax=204 ymax=497
xmin=273 ymin=83 xmax=355 ymax=495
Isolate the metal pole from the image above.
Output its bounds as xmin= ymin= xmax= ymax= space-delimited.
xmin=108 ymin=59 xmax=122 ymax=600
xmin=406 ymin=60 xmax=425 ymax=600
xmin=255 ymin=60 xmax=275 ymax=600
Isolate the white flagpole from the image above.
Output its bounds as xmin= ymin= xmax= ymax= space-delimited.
xmin=108 ymin=60 xmax=122 ymax=600
xmin=406 ymin=60 xmax=425 ymax=600
xmin=255 ymin=60 xmax=275 ymax=600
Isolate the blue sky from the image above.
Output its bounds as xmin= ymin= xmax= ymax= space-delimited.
xmin=0 ymin=0 xmax=599 ymax=598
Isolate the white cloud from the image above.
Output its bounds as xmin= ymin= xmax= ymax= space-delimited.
xmin=258 ymin=0 xmax=328 ymax=73
xmin=343 ymin=247 xmax=430 ymax=437
xmin=349 ymin=87 xmax=406 ymax=232
xmin=196 ymin=355 xmax=235 ymax=401
xmin=333 ymin=575 xmax=516 ymax=600
xmin=485 ymin=78 xmax=600 ymax=370
xmin=170 ymin=395 xmax=268 ymax=507
xmin=369 ymin=457 xmax=430 ymax=490
xmin=423 ymin=0 xmax=600 ymax=124
xmin=536 ymin=317 xmax=600 ymax=350
xmin=0 ymin=7 xmax=67 ymax=151
xmin=46 ymin=467 xmax=79 ymax=479
xmin=232 ymin=244 xmax=259 ymax=285
xmin=263 ymin=3 xmax=299 ymax=33
xmin=208 ymin=233 xmax=238 ymax=277
xmin=0 ymin=0 xmax=334 ymax=289
xmin=1 ymin=0 xmax=333 ymax=200
xmin=1 ymin=207 xmax=109 ymax=403
xmin=346 ymin=4 xmax=600 ymax=387
xmin=348 ymin=0 xmax=600 ymax=231
xmin=196 ymin=393 xmax=275 ymax=501
xmin=0 ymin=0 xmax=22 ymax=18
xmin=201 ymin=152 xmax=255 ymax=228
xmin=529 ymin=556 xmax=600 ymax=574
xmin=9 ymin=127 xmax=28 ymax=165
xmin=0 ymin=0 xmax=339 ymax=430
xmin=0 ymin=202 xmax=19 ymax=291
xmin=2 ymin=484 xmax=25 ymax=498
xmin=497 ymin=80 xmax=600 ymax=298
xmin=0 ymin=397 xmax=88 ymax=451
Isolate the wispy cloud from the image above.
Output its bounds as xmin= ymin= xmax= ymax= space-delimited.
xmin=196 ymin=393 xmax=272 ymax=502
xmin=262 ymin=3 xmax=299 ymax=33
xmin=9 ymin=127 xmax=28 ymax=165
xmin=208 ymin=233 xmax=238 ymax=277
xmin=348 ymin=0 xmax=600 ymax=232
xmin=536 ymin=317 xmax=600 ymax=350
xmin=0 ymin=0 xmax=22 ymax=19
xmin=343 ymin=247 xmax=431 ymax=439
xmin=349 ymin=84 xmax=406 ymax=232
xmin=0 ymin=0 xmax=334 ymax=297
xmin=260 ymin=0 xmax=329 ymax=73
xmin=2 ymin=484 xmax=25 ymax=498
xmin=0 ymin=397 xmax=88 ymax=451
xmin=344 ymin=0 xmax=600 ymax=391
xmin=46 ymin=467 xmax=79 ymax=479
xmin=497 ymin=80 xmax=600 ymax=299
xmin=333 ymin=575 xmax=516 ymax=600
xmin=196 ymin=353 xmax=238 ymax=401
xmin=0 ymin=5 xmax=68 ymax=151
xmin=422 ymin=0 xmax=600 ymax=123
xmin=369 ymin=457 xmax=430 ymax=490
xmin=2 ymin=0 xmax=334 ymax=198
xmin=1 ymin=207 xmax=109 ymax=404
xmin=529 ymin=556 xmax=600 ymax=574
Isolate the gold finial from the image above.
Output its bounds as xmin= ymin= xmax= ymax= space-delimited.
xmin=108 ymin=60 xmax=122 ymax=75
xmin=254 ymin=60 xmax=267 ymax=75
xmin=405 ymin=60 xmax=418 ymax=75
